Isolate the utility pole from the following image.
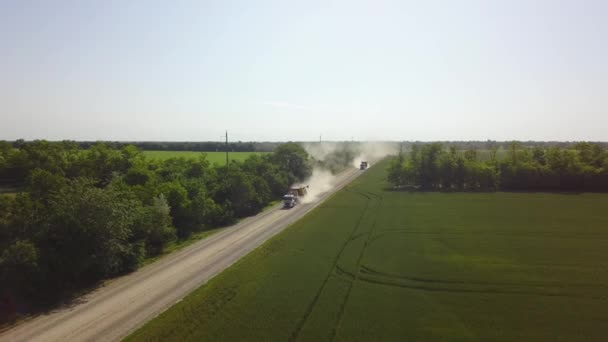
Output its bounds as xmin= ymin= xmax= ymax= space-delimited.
xmin=225 ymin=130 xmax=229 ymax=165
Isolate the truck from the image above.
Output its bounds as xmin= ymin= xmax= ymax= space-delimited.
xmin=283 ymin=186 xmax=308 ymax=208
xmin=360 ymin=161 xmax=369 ymax=170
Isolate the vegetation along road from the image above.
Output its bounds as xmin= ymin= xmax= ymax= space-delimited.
xmin=0 ymin=167 xmax=363 ymax=342
xmin=129 ymin=159 xmax=608 ymax=342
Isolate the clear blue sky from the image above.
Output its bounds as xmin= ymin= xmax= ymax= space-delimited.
xmin=1 ymin=0 xmax=607 ymax=141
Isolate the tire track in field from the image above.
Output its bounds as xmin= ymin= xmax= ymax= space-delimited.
xmin=289 ymin=188 xmax=371 ymax=342
xmin=369 ymin=229 xmax=608 ymax=241
xmin=330 ymin=190 xmax=384 ymax=341
xmin=356 ymin=274 xmax=608 ymax=299
xmin=359 ymin=266 xmax=608 ymax=292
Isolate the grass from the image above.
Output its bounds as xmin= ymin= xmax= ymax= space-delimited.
xmin=142 ymin=151 xmax=266 ymax=164
xmin=127 ymin=160 xmax=608 ymax=342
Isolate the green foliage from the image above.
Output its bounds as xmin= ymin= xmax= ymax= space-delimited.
xmin=124 ymin=166 xmax=152 ymax=186
xmin=45 ymin=179 xmax=143 ymax=282
xmin=0 ymin=240 xmax=38 ymax=271
xmin=78 ymin=143 xmax=132 ymax=185
xmin=0 ymin=141 xmax=13 ymax=157
xmin=212 ymin=163 xmax=262 ymax=218
xmin=0 ymin=141 xmax=310 ymax=311
xmin=133 ymin=195 xmax=176 ymax=256
xmin=273 ymin=142 xmax=313 ymax=182
xmin=387 ymin=142 xmax=608 ymax=192
xmin=0 ymin=240 xmax=39 ymax=299
xmin=243 ymin=154 xmax=289 ymax=197
xmin=26 ymin=168 xmax=67 ymax=202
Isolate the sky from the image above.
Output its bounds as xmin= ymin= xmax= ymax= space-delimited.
xmin=1 ymin=0 xmax=607 ymax=142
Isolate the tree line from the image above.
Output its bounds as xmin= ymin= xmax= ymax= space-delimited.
xmin=387 ymin=142 xmax=608 ymax=191
xmin=0 ymin=141 xmax=311 ymax=318
xmin=8 ymin=140 xmax=604 ymax=155
xmin=7 ymin=139 xmax=280 ymax=153
xmin=399 ymin=140 xmax=608 ymax=150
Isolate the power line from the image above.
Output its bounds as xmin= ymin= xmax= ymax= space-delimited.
xmin=225 ymin=130 xmax=229 ymax=165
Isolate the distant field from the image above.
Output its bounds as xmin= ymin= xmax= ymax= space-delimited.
xmin=128 ymin=160 xmax=608 ymax=341
xmin=142 ymin=151 xmax=267 ymax=164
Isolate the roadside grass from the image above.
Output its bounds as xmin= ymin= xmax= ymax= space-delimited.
xmin=142 ymin=151 xmax=266 ymax=164
xmin=127 ymin=160 xmax=608 ymax=342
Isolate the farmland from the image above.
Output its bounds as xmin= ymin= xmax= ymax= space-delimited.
xmin=142 ymin=150 xmax=266 ymax=163
xmin=128 ymin=159 xmax=608 ymax=341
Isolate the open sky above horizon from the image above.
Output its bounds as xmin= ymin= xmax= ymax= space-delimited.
xmin=1 ymin=0 xmax=607 ymax=142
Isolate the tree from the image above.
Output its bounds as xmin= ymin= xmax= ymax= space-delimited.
xmin=272 ymin=143 xmax=312 ymax=183
xmin=387 ymin=158 xmax=405 ymax=187
xmin=575 ymin=142 xmax=605 ymax=168
xmin=243 ymin=154 xmax=288 ymax=197
xmin=464 ymin=149 xmax=477 ymax=162
xmin=185 ymin=155 xmax=211 ymax=178
xmin=438 ymin=151 xmax=456 ymax=190
xmin=532 ymin=147 xmax=546 ymax=165
xmin=132 ymin=195 xmax=176 ymax=256
xmin=418 ymin=143 xmax=443 ymax=189
xmin=124 ymin=166 xmax=152 ymax=186
xmin=0 ymin=155 xmax=5 ymax=172
xmin=26 ymin=168 xmax=67 ymax=203
xmin=44 ymin=179 xmax=143 ymax=288
xmin=508 ymin=141 xmax=522 ymax=165
xmin=157 ymin=181 xmax=192 ymax=236
xmin=0 ymin=141 xmax=12 ymax=157
xmin=0 ymin=240 xmax=39 ymax=300
xmin=212 ymin=163 xmax=260 ymax=218
xmin=79 ymin=143 xmax=131 ymax=185
xmin=489 ymin=146 xmax=499 ymax=164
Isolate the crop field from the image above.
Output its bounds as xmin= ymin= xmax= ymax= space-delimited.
xmin=142 ymin=151 xmax=266 ymax=164
xmin=128 ymin=160 xmax=608 ymax=341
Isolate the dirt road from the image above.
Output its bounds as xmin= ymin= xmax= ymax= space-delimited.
xmin=0 ymin=168 xmax=361 ymax=342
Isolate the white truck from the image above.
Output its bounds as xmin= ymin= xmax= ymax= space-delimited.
xmin=283 ymin=186 xmax=308 ymax=208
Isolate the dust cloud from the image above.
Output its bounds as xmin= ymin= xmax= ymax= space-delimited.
xmin=300 ymin=167 xmax=336 ymax=204
xmin=351 ymin=142 xmax=399 ymax=169
xmin=298 ymin=142 xmax=398 ymax=204
xmin=301 ymin=141 xmax=342 ymax=161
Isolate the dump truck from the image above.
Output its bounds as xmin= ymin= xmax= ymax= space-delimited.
xmin=360 ymin=161 xmax=369 ymax=170
xmin=283 ymin=186 xmax=308 ymax=208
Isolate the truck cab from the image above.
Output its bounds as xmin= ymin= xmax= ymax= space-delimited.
xmin=283 ymin=194 xmax=297 ymax=208
xmin=360 ymin=161 xmax=369 ymax=170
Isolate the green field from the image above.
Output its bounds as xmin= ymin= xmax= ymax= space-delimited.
xmin=142 ymin=151 xmax=266 ymax=164
xmin=128 ymin=160 xmax=608 ymax=341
